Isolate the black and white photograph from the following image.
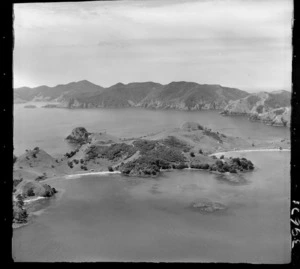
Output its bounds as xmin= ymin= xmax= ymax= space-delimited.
xmin=12 ymin=0 xmax=293 ymax=263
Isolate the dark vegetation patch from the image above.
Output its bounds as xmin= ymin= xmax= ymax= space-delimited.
xmin=13 ymin=194 xmax=28 ymax=224
xmin=210 ymin=157 xmax=254 ymax=173
xmin=26 ymin=188 xmax=35 ymax=197
xmin=203 ymin=129 xmax=223 ymax=143
xmin=256 ymin=104 xmax=264 ymax=114
xmin=148 ymin=146 xmax=186 ymax=163
xmin=120 ymin=143 xmax=187 ymax=176
xmin=35 ymin=173 xmax=47 ymax=181
xmin=13 ymin=178 xmax=23 ymax=187
xmin=85 ymin=143 xmax=137 ymax=161
xmin=108 ymin=166 xmax=114 ymax=172
xmin=246 ymin=95 xmax=260 ymax=107
xmin=160 ymin=136 xmax=192 ymax=152
xmin=132 ymin=139 xmax=158 ymax=154
xmin=172 ymin=163 xmax=189 ymax=169
xmin=42 ymin=184 xmax=57 ymax=197
xmin=64 ymin=148 xmax=79 ymax=158
xmin=80 ymin=165 xmax=88 ymax=170
xmin=66 ymin=127 xmax=90 ymax=145
xmin=190 ymin=163 xmax=210 ymax=170
xmin=67 ymin=161 xmax=74 ymax=168
xmin=265 ymin=93 xmax=290 ymax=108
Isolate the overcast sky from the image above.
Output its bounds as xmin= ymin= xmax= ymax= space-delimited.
xmin=13 ymin=0 xmax=292 ymax=92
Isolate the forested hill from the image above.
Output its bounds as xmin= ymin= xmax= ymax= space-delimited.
xmin=14 ymin=80 xmax=249 ymax=110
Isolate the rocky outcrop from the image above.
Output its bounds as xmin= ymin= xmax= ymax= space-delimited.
xmin=66 ymin=127 xmax=91 ymax=144
xmin=221 ymin=90 xmax=291 ymax=127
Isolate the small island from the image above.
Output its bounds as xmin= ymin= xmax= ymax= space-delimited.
xmin=13 ymin=122 xmax=290 ymax=226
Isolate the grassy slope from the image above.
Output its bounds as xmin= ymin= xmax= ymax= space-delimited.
xmin=14 ymin=122 xmax=290 ymax=184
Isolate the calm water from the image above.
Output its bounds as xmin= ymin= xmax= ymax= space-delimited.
xmin=13 ymin=103 xmax=290 ymax=157
xmin=12 ymin=151 xmax=290 ymax=263
xmin=13 ymin=104 xmax=291 ymax=262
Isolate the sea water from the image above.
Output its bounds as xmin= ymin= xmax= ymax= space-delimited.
xmin=13 ymin=103 xmax=290 ymax=157
xmin=12 ymin=151 xmax=290 ymax=263
xmin=13 ymin=105 xmax=290 ymax=262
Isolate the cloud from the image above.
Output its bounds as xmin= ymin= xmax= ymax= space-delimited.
xmin=13 ymin=0 xmax=292 ymax=91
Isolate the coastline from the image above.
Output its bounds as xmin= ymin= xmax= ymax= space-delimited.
xmin=13 ymin=147 xmax=290 ymax=229
xmin=23 ymin=196 xmax=46 ymax=204
xmin=65 ymin=171 xmax=121 ymax=179
xmin=44 ymin=148 xmax=290 ymax=182
xmin=209 ymin=148 xmax=290 ymax=157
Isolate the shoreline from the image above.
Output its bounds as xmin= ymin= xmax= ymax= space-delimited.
xmin=44 ymin=148 xmax=290 ymax=182
xmin=65 ymin=171 xmax=121 ymax=179
xmin=45 ymin=148 xmax=291 ymax=181
xmin=209 ymin=148 xmax=290 ymax=157
xmin=23 ymin=196 xmax=46 ymax=204
xmin=20 ymin=148 xmax=290 ymax=185
xmin=13 ymin=148 xmax=289 ymax=229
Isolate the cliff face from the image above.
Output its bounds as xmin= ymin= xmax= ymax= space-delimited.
xmin=221 ymin=90 xmax=291 ymax=127
xmin=14 ymin=80 xmax=249 ymax=111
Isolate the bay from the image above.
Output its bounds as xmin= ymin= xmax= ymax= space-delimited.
xmin=12 ymin=151 xmax=290 ymax=263
xmin=13 ymin=103 xmax=289 ymax=157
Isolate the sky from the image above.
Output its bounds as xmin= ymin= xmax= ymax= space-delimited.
xmin=13 ymin=0 xmax=293 ymax=92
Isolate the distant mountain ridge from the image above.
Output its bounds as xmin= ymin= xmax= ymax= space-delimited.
xmin=14 ymin=80 xmax=249 ymax=110
xmin=220 ymin=90 xmax=291 ymax=127
xmin=14 ymin=80 xmax=105 ymax=103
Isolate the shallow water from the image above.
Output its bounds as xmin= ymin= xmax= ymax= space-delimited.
xmin=12 ymin=151 xmax=290 ymax=263
xmin=13 ymin=104 xmax=290 ymax=157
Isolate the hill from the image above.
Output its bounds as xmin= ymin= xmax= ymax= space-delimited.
xmin=14 ymin=80 xmax=249 ymax=110
xmin=14 ymin=80 xmax=105 ymax=103
xmin=220 ymin=90 xmax=291 ymax=127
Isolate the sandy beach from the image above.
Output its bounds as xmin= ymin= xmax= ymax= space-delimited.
xmin=209 ymin=148 xmax=290 ymax=157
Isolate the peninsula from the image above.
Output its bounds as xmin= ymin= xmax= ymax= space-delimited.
xmin=13 ymin=121 xmax=290 ymax=226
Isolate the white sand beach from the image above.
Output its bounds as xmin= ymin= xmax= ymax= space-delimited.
xmin=210 ymin=148 xmax=290 ymax=157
